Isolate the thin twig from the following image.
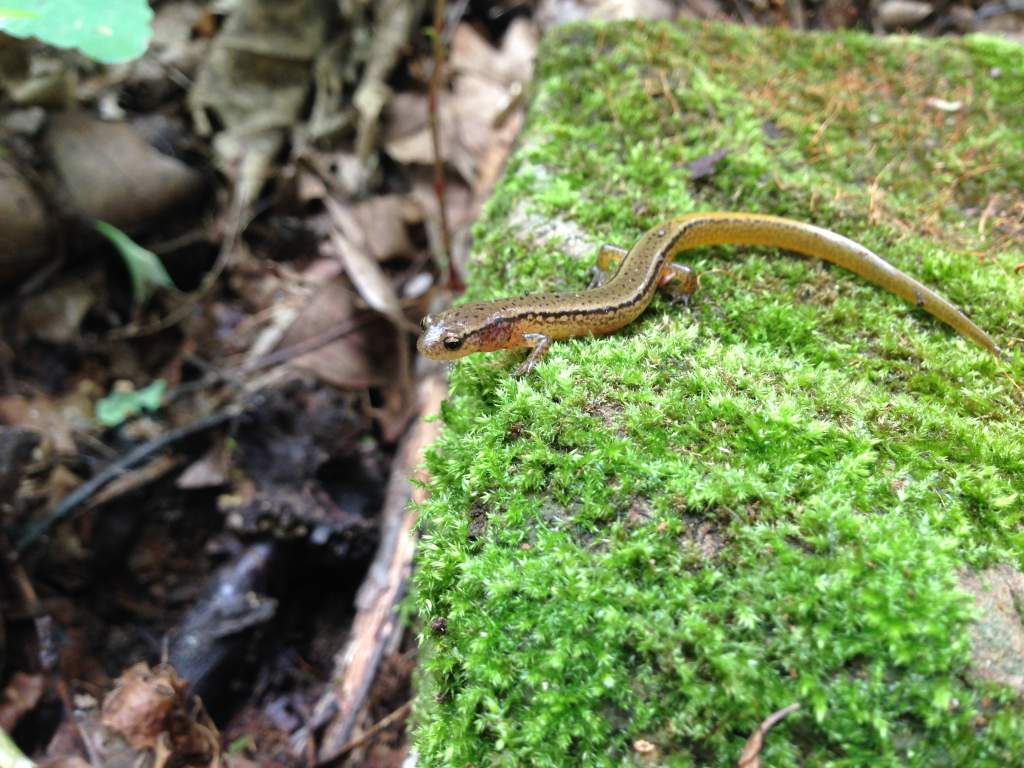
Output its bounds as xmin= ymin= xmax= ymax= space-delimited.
xmin=107 ymin=191 xmax=260 ymax=340
xmin=163 ymin=315 xmax=376 ymax=404
xmin=329 ymin=701 xmax=412 ymax=763
xmin=15 ymin=407 xmax=241 ymax=552
xmin=106 ymin=234 xmax=232 ymax=340
xmin=427 ymin=0 xmax=462 ymax=292
xmin=737 ymin=703 xmax=801 ymax=768
xmin=243 ymin=314 xmax=377 ymax=374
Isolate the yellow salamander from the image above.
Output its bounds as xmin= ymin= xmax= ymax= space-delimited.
xmin=417 ymin=212 xmax=1000 ymax=376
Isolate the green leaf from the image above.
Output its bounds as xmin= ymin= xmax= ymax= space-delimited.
xmin=94 ymin=220 xmax=175 ymax=305
xmin=0 ymin=0 xmax=153 ymax=64
xmin=96 ymin=379 xmax=167 ymax=427
xmin=228 ymin=735 xmax=254 ymax=754
xmin=0 ymin=7 xmax=37 ymax=19
xmin=0 ymin=725 xmax=36 ymax=768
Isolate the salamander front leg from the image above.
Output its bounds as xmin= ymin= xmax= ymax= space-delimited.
xmin=513 ymin=333 xmax=552 ymax=377
xmin=658 ymin=263 xmax=699 ymax=306
xmin=588 ymin=244 xmax=628 ymax=289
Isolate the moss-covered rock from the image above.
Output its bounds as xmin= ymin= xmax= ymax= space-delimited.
xmin=414 ymin=20 xmax=1024 ymax=767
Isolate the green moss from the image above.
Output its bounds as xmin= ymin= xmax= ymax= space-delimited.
xmin=414 ymin=20 xmax=1024 ymax=767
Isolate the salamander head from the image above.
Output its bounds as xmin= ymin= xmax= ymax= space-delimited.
xmin=417 ymin=305 xmax=489 ymax=361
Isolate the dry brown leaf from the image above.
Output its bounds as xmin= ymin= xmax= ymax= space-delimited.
xmin=475 ymin=109 xmax=524 ymax=199
xmin=0 ymin=394 xmax=77 ymax=455
xmin=450 ymin=19 xmax=536 ymax=86
xmin=350 ymin=195 xmax=417 ymax=261
xmin=93 ymin=661 xmax=220 ymax=767
xmin=18 ymin=270 xmax=106 ymax=344
xmin=150 ymin=1 xmax=208 ymax=72
xmin=47 ymin=113 xmax=204 ymax=230
xmin=325 ymin=197 xmax=416 ymax=332
xmin=331 ymin=231 xmax=404 ymax=322
xmin=452 ymin=73 xmax=509 ymax=157
xmin=189 ymin=0 xmax=330 ymax=215
xmin=383 ymin=92 xmax=456 ymax=168
xmin=409 ymin=172 xmax=475 ymax=275
xmin=382 ymin=81 xmax=493 ymax=183
xmin=409 ymin=173 xmax=475 ymax=233
xmin=498 ymin=18 xmax=538 ymax=84
xmin=876 ymin=0 xmax=933 ymax=28
xmin=385 ymin=30 xmax=527 ymax=185
xmin=301 ymin=256 xmax=344 ymax=284
xmin=384 ymin=122 xmax=451 ymax=169
xmin=450 ymin=23 xmax=505 ymax=79
xmin=177 ymin=435 xmax=232 ymax=490
xmin=276 ymin=278 xmax=398 ymax=390
xmin=101 ymin=663 xmax=184 ymax=750
xmin=0 ymin=157 xmax=49 ymax=285
xmin=382 ymin=92 xmax=429 ymax=143
xmin=373 ymin=375 xmax=415 ymax=444
xmin=352 ymin=0 xmax=425 ymax=165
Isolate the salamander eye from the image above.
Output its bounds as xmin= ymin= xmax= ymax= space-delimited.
xmin=420 ymin=315 xmax=432 ymax=330
xmin=443 ymin=335 xmax=463 ymax=351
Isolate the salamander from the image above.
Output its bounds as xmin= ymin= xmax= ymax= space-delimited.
xmin=417 ymin=212 xmax=1000 ymax=376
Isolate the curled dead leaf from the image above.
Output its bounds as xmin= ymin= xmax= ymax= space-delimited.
xmin=325 ymin=197 xmax=418 ymax=332
xmin=100 ymin=663 xmax=185 ymax=750
xmin=350 ymin=195 xmax=419 ymax=261
xmin=47 ymin=113 xmax=204 ymax=230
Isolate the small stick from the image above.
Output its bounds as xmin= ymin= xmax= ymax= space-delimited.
xmin=243 ymin=315 xmax=376 ymax=374
xmin=15 ymin=407 xmax=240 ymax=552
xmin=329 ymin=701 xmax=412 ymax=762
xmin=427 ymin=0 xmax=462 ymax=292
xmin=737 ymin=703 xmax=801 ymax=768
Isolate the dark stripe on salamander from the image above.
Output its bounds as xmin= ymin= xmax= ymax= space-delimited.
xmin=460 ymin=226 xmax=700 ymax=345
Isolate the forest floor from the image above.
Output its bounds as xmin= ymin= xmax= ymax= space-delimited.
xmin=1 ymin=1 xmax=1021 ymax=766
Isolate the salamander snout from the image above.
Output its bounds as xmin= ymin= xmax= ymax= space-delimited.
xmin=417 ymin=312 xmax=473 ymax=360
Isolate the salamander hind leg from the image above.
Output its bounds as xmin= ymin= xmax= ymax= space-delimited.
xmin=513 ymin=333 xmax=553 ymax=377
xmin=658 ymin=263 xmax=699 ymax=306
xmin=589 ymin=244 xmax=629 ymax=289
